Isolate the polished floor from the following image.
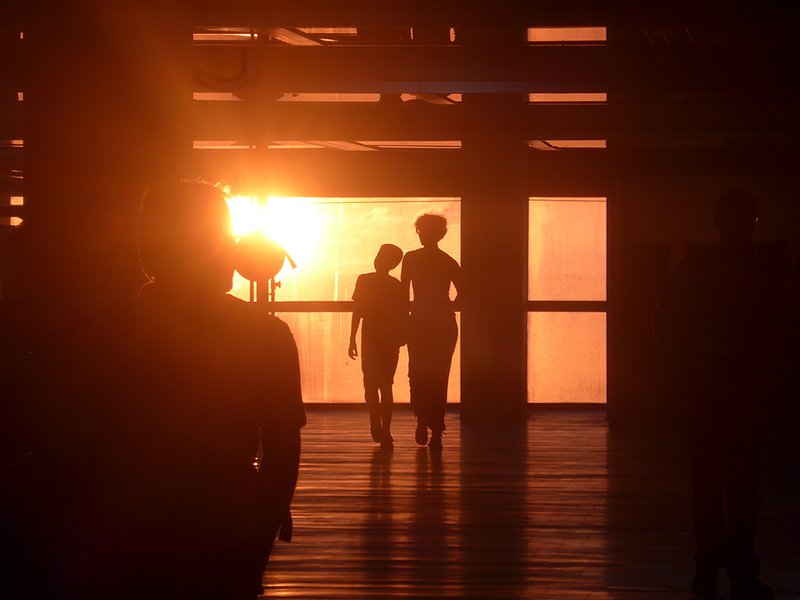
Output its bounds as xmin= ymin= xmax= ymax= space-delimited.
xmin=262 ymin=408 xmax=800 ymax=599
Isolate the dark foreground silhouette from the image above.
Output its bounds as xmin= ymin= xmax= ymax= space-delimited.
xmin=401 ymin=213 xmax=463 ymax=451
xmin=349 ymin=243 xmax=406 ymax=450
xmin=653 ymin=190 xmax=786 ymax=600
xmin=7 ymin=181 xmax=306 ymax=599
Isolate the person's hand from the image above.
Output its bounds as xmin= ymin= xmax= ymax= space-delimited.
xmin=348 ymin=340 xmax=358 ymax=359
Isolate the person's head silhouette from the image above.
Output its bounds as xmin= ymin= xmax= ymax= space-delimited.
xmin=374 ymin=243 xmax=403 ymax=273
xmin=714 ymin=189 xmax=758 ymax=244
xmin=138 ymin=180 xmax=235 ymax=295
xmin=414 ymin=213 xmax=447 ymax=248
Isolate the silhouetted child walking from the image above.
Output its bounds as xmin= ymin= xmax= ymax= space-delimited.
xmin=349 ymin=244 xmax=406 ymax=450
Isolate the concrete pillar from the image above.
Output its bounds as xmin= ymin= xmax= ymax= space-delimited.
xmin=459 ymin=26 xmax=529 ymax=423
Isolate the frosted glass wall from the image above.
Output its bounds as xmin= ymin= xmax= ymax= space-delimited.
xmin=528 ymin=198 xmax=607 ymax=403
xmin=229 ymin=197 xmax=461 ymax=403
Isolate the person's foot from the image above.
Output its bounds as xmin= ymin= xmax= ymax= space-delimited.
xmin=428 ymin=431 xmax=442 ymax=451
xmin=730 ymin=580 xmax=774 ymax=600
xmin=380 ymin=433 xmax=394 ymax=451
xmin=415 ymin=420 xmax=428 ymax=446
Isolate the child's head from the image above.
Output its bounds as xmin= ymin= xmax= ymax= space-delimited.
xmin=374 ymin=243 xmax=403 ymax=273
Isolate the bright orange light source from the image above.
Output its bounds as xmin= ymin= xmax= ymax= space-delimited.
xmin=226 ymin=195 xmax=322 ymax=272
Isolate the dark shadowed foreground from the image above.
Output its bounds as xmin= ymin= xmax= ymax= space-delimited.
xmin=264 ymin=408 xmax=800 ymax=600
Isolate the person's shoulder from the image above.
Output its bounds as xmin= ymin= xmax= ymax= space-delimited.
xmin=354 ymin=272 xmax=375 ymax=296
xmin=440 ymin=250 xmax=460 ymax=268
xmin=403 ymin=248 xmax=422 ymax=261
xmin=224 ymin=295 xmax=294 ymax=335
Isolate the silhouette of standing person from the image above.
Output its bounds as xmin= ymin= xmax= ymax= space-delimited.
xmin=402 ymin=213 xmax=463 ymax=451
xmin=652 ymin=190 xmax=785 ymax=600
xmin=349 ymin=244 xmax=406 ymax=450
xmin=82 ymin=180 xmax=306 ymax=599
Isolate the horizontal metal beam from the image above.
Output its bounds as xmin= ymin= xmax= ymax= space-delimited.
xmin=0 ymin=41 xmax=25 ymax=88
xmin=0 ymin=176 xmax=24 ymax=196
xmin=0 ymin=203 xmax=25 ymax=218
xmin=191 ymin=100 xmax=800 ymax=142
xmin=0 ymin=146 xmax=24 ymax=172
xmin=188 ymin=1 xmax=800 ymax=28
xmin=4 ymin=1 xmax=798 ymax=29
xmin=528 ymin=301 xmax=607 ymax=312
xmin=188 ymin=144 xmax=800 ymax=198
xmin=192 ymin=43 xmax=800 ymax=95
xmin=190 ymin=147 xmax=613 ymax=196
xmin=192 ymin=44 xmax=606 ymax=93
xmin=245 ymin=300 xmax=605 ymax=312
xmin=0 ymin=103 xmax=24 ymax=139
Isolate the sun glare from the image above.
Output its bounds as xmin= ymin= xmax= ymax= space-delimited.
xmin=227 ymin=195 xmax=322 ymax=271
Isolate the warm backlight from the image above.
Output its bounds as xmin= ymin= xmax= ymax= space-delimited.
xmin=227 ymin=195 xmax=323 ymax=270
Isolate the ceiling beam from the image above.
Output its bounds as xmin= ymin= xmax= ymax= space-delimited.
xmin=188 ymin=144 xmax=800 ymax=197
xmin=192 ymin=43 xmax=800 ymax=95
xmin=190 ymin=100 xmax=800 ymax=143
xmin=188 ymin=1 xmax=800 ymax=29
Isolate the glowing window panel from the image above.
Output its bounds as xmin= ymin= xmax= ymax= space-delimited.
xmin=528 ymin=312 xmax=606 ymax=403
xmin=529 ymin=140 xmax=607 ymax=150
xmin=277 ymin=312 xmax=460 ymax=404
xmin=193 ymin=32 xmax=257 ymax=42
xmin=528 ymin=92 xmax=607 ymax=103
xmin=227 ymin=197 xmax=460 ymax=303
xmin=193 ymin=92 xmax=241 ymax=101
xmin=193 ymin=140 xmax=251 ymax=150
xmin=359 ymin=140 xmax=461 ymax=150
xmin=274 ymin=93 xmax=462 ymax=104
xmin=297 ymin=28 xmax=358 ymax=36
xmin=529 ymin=198 xmax=606 ymax=301
xmin=277 ymin=93 xmax=382 ymax=103
xmin=9 ymin=196 xmax=23 ymax=227
xmin=527 ymin=27 xmax=607 ymax=43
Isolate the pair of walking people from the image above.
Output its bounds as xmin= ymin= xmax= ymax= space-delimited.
xmin=349 ymin=213 xmax=463 ymax=450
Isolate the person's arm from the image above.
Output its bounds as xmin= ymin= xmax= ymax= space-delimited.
xmin=259 ymin=323 xmax=304 ymax=516
xmin=349 ymin=307 xmax=362 ymax=359
xmin=400 ymin=254 xmax=413 ymax=305
xmin=451 ymin=258 xmax=464 ymax=310
xmin=349 ymin=275 xmax=363 ymax=359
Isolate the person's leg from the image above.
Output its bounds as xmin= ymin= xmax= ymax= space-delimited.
xmin=726 ymin=424 xmax=770 ymax=599
xmin=427 ymin=317 xmax=458 ymax=450
xmin=408 ymin=320 xmax=431 ymax=444
xmin=377 ymin=383 xmax=394 ymax=448
xmin=362 ymin=346 xmax=384 ymax=443
xmin=378 ymin=348 xmax=400 ymax=445
xmin=690 ymin=426 xmax=726 ymax=596
xmin=364 ymin=383 xmax=382 ymax=443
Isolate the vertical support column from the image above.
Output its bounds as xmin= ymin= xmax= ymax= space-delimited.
xmin=605 ymin=24 xmax=631 ymax=430
xmin=459 ymin=26 xmax=528 ymax=423
xmin=24 ymin=0 xmax=193 ymax=310
xmin=605 ymin=26 xmax=674 ymax=431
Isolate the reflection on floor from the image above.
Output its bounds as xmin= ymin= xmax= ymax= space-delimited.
xmin=263 ymin=408 xmax=800 ymax=599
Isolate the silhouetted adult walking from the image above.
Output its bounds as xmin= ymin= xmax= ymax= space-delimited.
xmin=349 ymin=244 xmax=406 ymax=450
xmin=653 ymin=190 xmax=784 ymax=600
xmin=401 ymin=214 xmax=463 ymax=451
xmin=81 ymin=180 xmax=306 ymax=599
